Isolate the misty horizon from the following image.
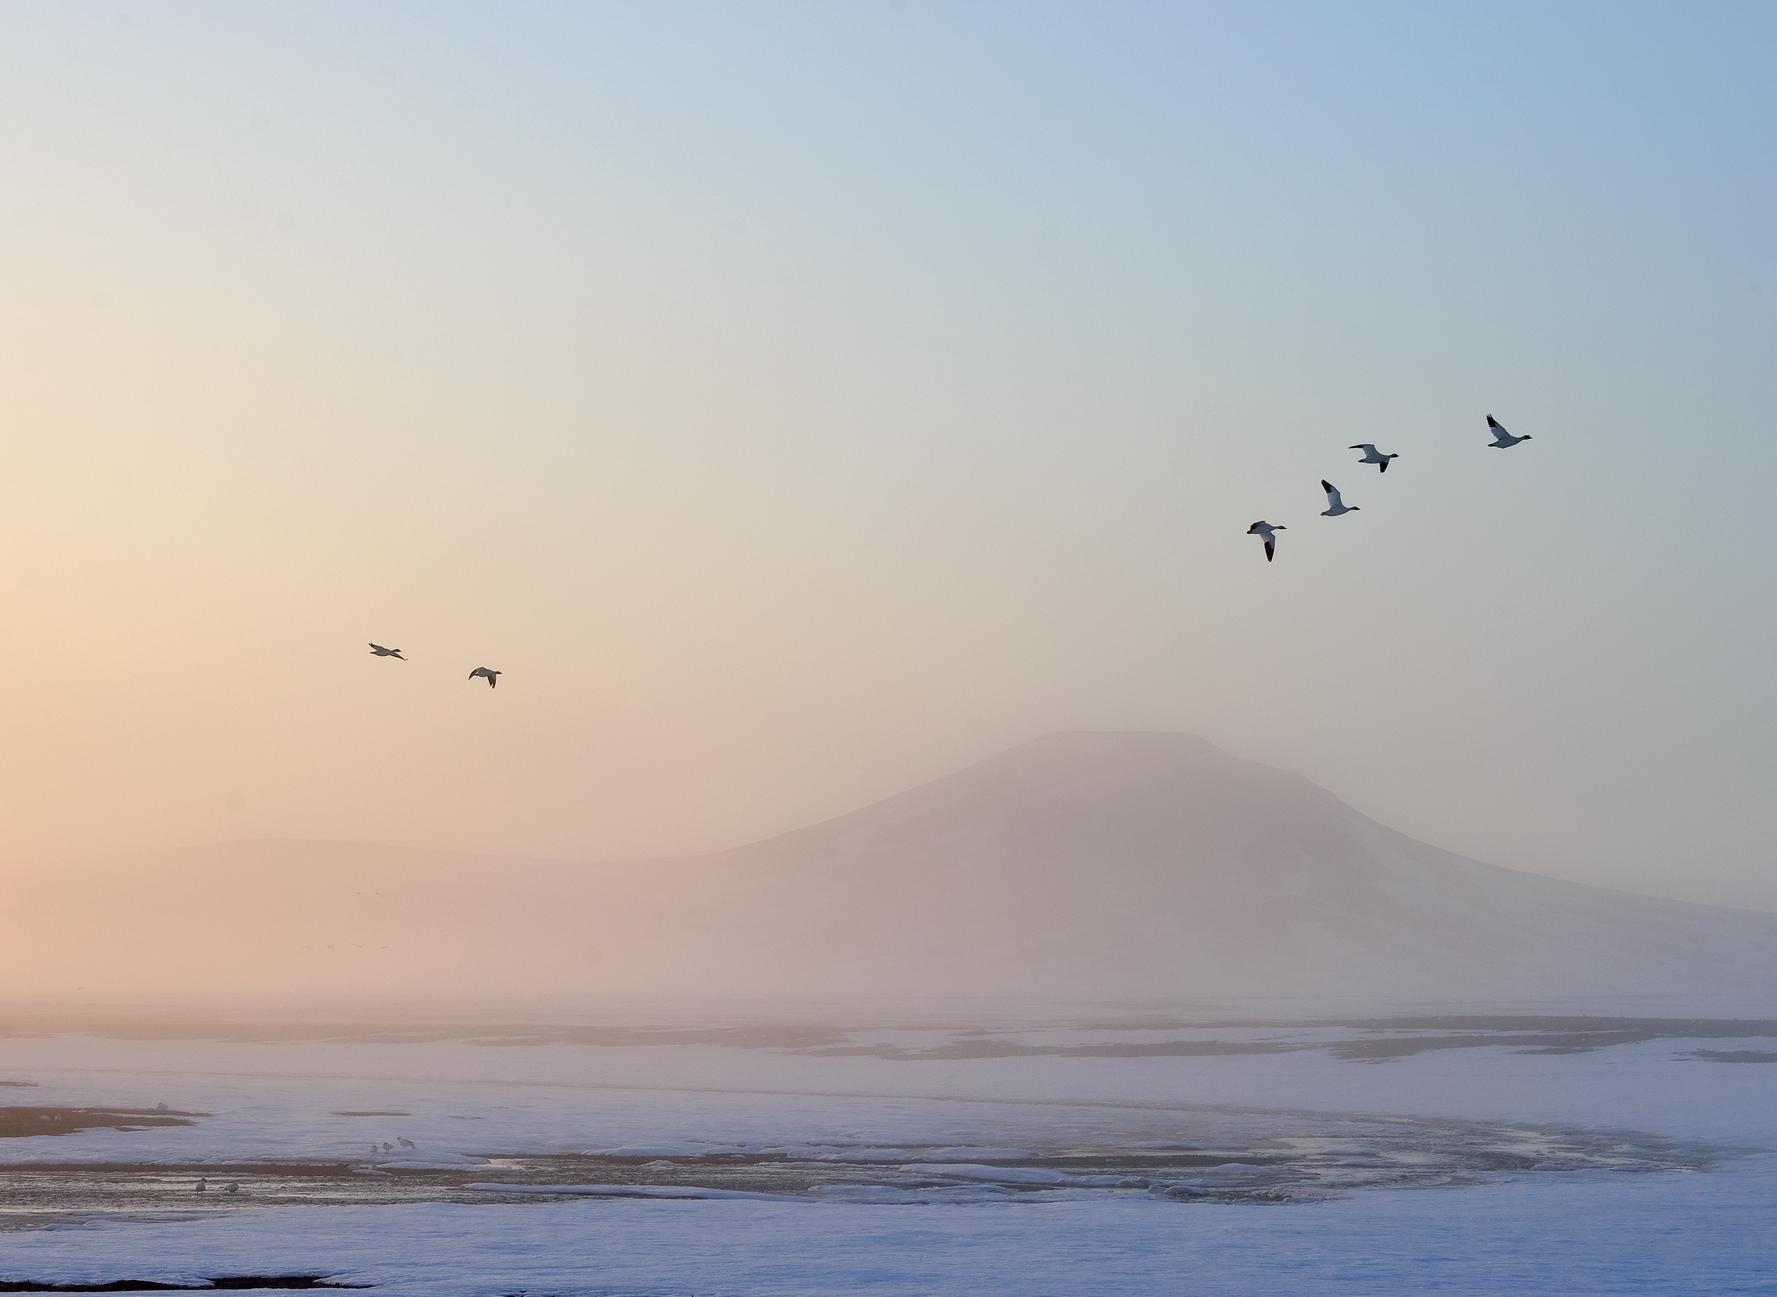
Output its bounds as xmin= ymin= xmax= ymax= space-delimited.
xmin=12 ymin=729 xmax=1775 ymax=1004
xmin=29 ymin=729 xmax=1774 ymax=922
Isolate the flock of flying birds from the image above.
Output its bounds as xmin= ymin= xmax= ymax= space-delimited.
xmin=365 ymin=414 xmax=1534 ymax=676
xmin=1245 ymin=413 xmax=1531 ymax=562
xmin=367 ymin=641 xmax=502 ymax=687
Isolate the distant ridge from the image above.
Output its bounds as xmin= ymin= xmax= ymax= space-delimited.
xmin=8 ymin=732 xmax=1777 ymax=1001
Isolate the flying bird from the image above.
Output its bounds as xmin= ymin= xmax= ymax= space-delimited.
xmin=1486 ymin=414 xmax=1531 ymax=448
xmin=469 ymin=667 xmax=502 ymax=689
xmin=1348 ymin=443 xmax=1398 ymax=472
xmin=368 ymin=644 xmax=406 ymax=659
xmin=1246 ymin=520 xmax=1285 ymax=563
xmin=1320 ymin=481 xmax=1359 ymax=517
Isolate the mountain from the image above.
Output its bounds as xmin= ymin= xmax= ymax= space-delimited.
xmin=7 ymin=732 xmax=1776 ymax=1001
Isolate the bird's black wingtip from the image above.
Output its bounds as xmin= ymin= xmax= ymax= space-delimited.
xmin=1486 ymin=414 xmax=1500 ymax=427
xmin=1320 ymin=479 xmax=1333 ymax=491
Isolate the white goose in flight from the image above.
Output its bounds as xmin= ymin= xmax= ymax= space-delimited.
xmin=1245 ymin=520 xmax=1285 ymax=563
xmin=368 ymin=643 xmax=406 ymax=659
xmin=1486 ymin=414 xmax=1531 ymax=448
xmin=1320 ymin=480 xmax=1359 ymax=517
xmin=469 ymin=667 xmax=502 ymax=689
xmin=1348 ymin=443 xmax=1398 ymax=472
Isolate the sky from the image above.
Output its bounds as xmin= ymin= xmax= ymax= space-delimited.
xmin=2 ymin=1 xmax=1774 ymax=911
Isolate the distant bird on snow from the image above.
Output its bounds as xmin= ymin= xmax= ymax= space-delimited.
xmin=368 ymin=643 xmax=406 ymax=659
xmin=194 ymin=1178 xmax=208 ymax=1194
xmin=1348 ymin=443 xmax=1398 ymax=472
xmin=1486 ymin=414 xmax=1531 ymax=448
xmin=1246 ymin=520 xmax=1285 ymax=563
xmin=468 ymin=667 xmax=502 ymax=689
xmin=1320 ymin=481 xmax=1359 ymax=517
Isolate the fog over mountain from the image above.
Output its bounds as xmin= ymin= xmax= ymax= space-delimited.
xmin=9 ymin=732 xmax=1775 ymax=1001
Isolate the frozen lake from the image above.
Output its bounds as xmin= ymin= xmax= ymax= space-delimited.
xmin=1 ymin=1000 xmax=1774 ymax=1294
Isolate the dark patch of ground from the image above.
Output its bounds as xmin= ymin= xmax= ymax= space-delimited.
xmin=9 ymin=1005 xmax=1777 ymax=1073
xmin=783 ymin=1014 xmax=1777 ymax=1063
xmin=0 ymin=1113 xmax=1720 ymax=1230
xmin=804 ymin=1039 xmax=1309 ymax=1061
xmin=1331 ymin=1015 xmax=1777 ymax=1038
xmin=0 ymin=1109 xmax=205 ymax=1139
xmin=1331 ymin=1032 xmax=1648 ymax=1061
xmin=1329 ymin=1021 xmax=1777 ymax=1061
xmin=0 ymin=1005 xmax=844 ymax=1051
xmin=795 ymin=1017 xmax=1777 ymax=1063
xmin=0 ymin=1278 xmax=367 ymax=1292
xmin=1693 ymin=1049 xmax=1777 ymax=1063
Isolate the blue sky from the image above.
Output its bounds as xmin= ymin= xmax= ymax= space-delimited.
xmin=2 ymin=1 xmax=1774 ymax=906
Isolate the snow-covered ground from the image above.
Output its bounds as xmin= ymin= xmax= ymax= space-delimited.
xmin=2 ymin=1006 xmax=1774 ymax=1294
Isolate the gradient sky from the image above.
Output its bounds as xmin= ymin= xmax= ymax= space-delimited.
xmin=3 ymin=1 xmax=1774 ymax=908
